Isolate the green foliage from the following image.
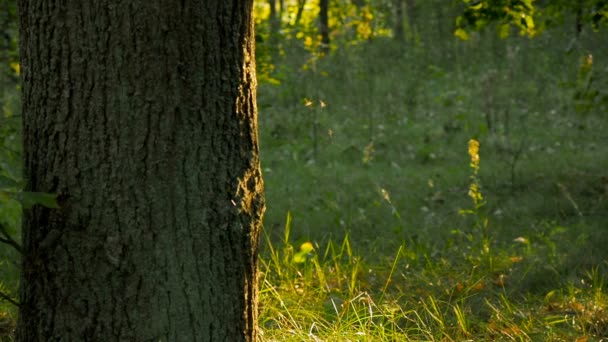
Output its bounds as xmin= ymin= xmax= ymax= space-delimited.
xmin=0 ymin=0 xmax=19 ymax=90
xmin=539 ymin=0 xmax=608 ymax=30
xmin=0 ymin=53 xmax=20 ymax=334
xmin=456 ymin=0 xmax=537 ymax=39
xmin=455 ymin=0 xmax=608 ymax=40
xmin=572 ymin=54 xmax=608 ymax=115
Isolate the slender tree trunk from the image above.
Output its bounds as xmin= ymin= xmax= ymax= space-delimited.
xmin=269 ymin=0 xmax=277 ymax=21
xmin=394 ymin=0 xmax=405 ymax=41
xmin=575 ymin=4 xmax=583 ymax=37
xmin=269 ymin=0 xmax=280 ymax=36
xmin=405 ymin=0 xmax=416 ymax=40
xmin=319 ymin=0 xmax=330 ymax=54
xmin=16 ymin=0 xmax=264 ymax=340
xmin=435 ymin=0 xmax=444 ymax=39
xmin=294 ymin=0 xmax=307 ymax=27
xmin=268 ymin=0 xmax=281 ymax=51
xmin=279 ymin=0 xmax=284 ymax=16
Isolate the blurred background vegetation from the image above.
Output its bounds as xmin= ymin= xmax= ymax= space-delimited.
xmin=253 ymin=0 xmax=607 ymax=250
xmin=0 ymin=0 xmax=21 ymax=335
xmin=1 ymin=0 xmax=608 ymax=339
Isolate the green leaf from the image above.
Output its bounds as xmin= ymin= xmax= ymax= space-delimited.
xmin=0 ymin=115 xmax=21 ymax=126
xmin=299 ymin=242 xmax=314 ymax=253
xmin=470 ymin=2 xmax=483 ymax=11
xmin=0 ymin=175 xmax=20 ymax=189
xmin=0 ymin=159 xmax=21 ymax=181
xmin=15 ymin=192 xmax=60 ymax=209
xmin=293 ymin=242 xmax=314 ymax=263
xmin=454 ymin=28 xmax=470 ymax=41
xmin=293 ymin=251 xmax=307 ymax=263
xmin=283 ymin=211 xmax=292 ymax=246
xmin=498 ymin=23 xmax=511 ymax=38
xmin=520 ymin=0 xmax=534 ymax=10
xmin=524 ymin=15 xmax=534 ymax=29
xmin=455 ymin=15 xmax=465 ymax=27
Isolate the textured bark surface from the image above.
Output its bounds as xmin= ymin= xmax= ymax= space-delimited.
xmin=17 ymin=1 xmax=264 ymax=341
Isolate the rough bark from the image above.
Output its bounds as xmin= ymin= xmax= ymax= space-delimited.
xmin=16 ymin=1 xmax=264 ymax=341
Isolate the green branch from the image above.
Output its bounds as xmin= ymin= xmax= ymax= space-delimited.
xmin=0 ymin=289 xmax=20 ymax=307
xmin=0 ymin=222 xmax=23 ymax=254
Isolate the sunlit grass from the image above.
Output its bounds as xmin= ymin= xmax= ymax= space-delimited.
xmin=258 ymin=131 xmax=608 ymax=340
xmin=259 ymin=214 xmax=608 ymax=341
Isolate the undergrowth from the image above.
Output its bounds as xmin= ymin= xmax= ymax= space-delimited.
xmin=258 ymin=138 xmax=608 ymax=341
xmin=259 ymin=214 xmax=608 ymax=341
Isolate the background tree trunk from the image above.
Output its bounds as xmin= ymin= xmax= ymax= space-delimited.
xmin=405 ymin=0 xmax=416 ymax=40
xmin=351 ymin=0 xmax=366 ymax=8
xmin=268 ymin=0 xmax=281 ymax=49
xmin=268 ymin=0 xmax=280 ymax=36
xmin=295 ymin=0 xmax=307 ymax=27
xmin=394 ymin=0 xmax=405 ymax=41
xmin=16 ymin=0 xmax=264 ymax=340
xmin=319 ymin=0 xmax=330 ymax=54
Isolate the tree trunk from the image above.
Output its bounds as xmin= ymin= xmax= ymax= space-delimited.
xmin=319 ymin=0 xmax=330 ymax=54
xmin=575 ymin=4 xmax=583 ymax=37
xmin=405 ymin=0 xmax=416 ymax=40
xmin=268 ymin=0 xmax=281 ymax=48
xmin=16 ymin=1 xmax=264 ymax=341
xmin=295 ymin=0 xmax=307 ymax=27
xmin=269 ymin=0 xmax=280 ymax=36
xmin=394 ymin=0 xmax=405 ymax=41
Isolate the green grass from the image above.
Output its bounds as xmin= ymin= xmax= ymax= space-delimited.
xmin=256 ymin=28 xmax=608 ymax=341
xmin=258 ymin=216 xmax=608 ymax=340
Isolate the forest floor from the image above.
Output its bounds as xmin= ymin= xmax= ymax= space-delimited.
xmin=256 ymin=33 xmax=608 ymax=340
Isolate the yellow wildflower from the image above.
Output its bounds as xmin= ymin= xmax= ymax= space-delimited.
xmin=468 ymin=183 xmax=483 ymax=206
xmin=10 ymin=62 xmax=20 ymax=75
xmin=468 ymin=139 xmax=480 ymax=174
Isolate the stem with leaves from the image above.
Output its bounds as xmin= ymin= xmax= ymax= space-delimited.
xmin=0 ymin=290 xmax=20 ymax=307
xmin=0 ymin=222 xmax=22 ymax=254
